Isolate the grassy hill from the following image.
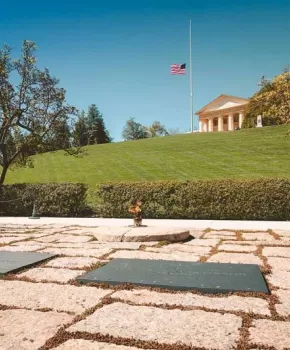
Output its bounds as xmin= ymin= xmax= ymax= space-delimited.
xmin=6 ymin=125 xmax=290 ymax=194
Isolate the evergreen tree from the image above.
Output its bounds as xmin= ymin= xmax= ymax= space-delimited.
xmin=49 ymin=118 xmax=71 ymax=151
xmin=122 ymin=118 xmax=149 ymax=141
xmin=72 ymin=110 xmax=88 ymax=147
xmin=86 ymin=104 xmax=111 ymax=145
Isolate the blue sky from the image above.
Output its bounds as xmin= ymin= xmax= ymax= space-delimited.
xmin=1 ymin=0 xmax=289 ymax=140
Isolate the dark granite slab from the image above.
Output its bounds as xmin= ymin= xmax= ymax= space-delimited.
xmin=77 ymin=258 xmax=270 ymax=294
xmin=0 ymin=251 xmax=57 ymax=276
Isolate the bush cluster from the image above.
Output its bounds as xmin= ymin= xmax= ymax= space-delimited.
xmin=0 ymin=183 xmax=90 ymax=217
xmin=97 ymin=179 xmax=290 ymax=221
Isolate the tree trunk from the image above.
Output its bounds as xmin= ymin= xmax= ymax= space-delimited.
xmin=0 ymin=165 xmax=8 ymax=185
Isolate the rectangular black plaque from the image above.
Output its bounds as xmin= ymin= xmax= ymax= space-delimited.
xmin=77 ymin=258 xmax=270 ymax=294
xmin=0 ymin=251 xmax=57 ymax=276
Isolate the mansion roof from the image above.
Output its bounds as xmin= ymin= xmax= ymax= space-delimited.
xmin=196 ymin=94 xmax=249 ymax=116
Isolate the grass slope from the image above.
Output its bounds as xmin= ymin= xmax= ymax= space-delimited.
xmin=6 ymin=125 xmax=290 ymax=193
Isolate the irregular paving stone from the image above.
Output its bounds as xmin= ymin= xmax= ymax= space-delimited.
xmin=267 ymin=270 xmax=290 ymax=289
xmin=55 ymin=339 xmax=152 ymax=350
xmin=0 ymin=236 xmax=24 ymax=244
xmin=274 ymin=289 xmax=290 ymax=316
xmin=204 ymin=231 xmax=236 ymax=239
xmin=45 ymin=257 xmax=103 ymax=269
xmin=206 ymin=231 xmax=236 ymax=236
xmin=67 ymin=302 xmax=242 ymax=350
xmin=0 ymin=280 xmax=112 ymax=314
xmin=35 ymin=234 xmax=92 ymax=243
xmin=54 ymin=235 xmax=93 ymax=243
xmin=0 ymin=309 xmax=73 ymax=350
xmin=146 ymin=244 xmax=211 ymax=255
xmin=109 ymin=250 xmax=200 ymax=262
xmin=207 ymin=252 xmax=262 ymax=265
xmin=224 ymin=240 xmax=290 ymax=246
xmin=41 ymin=247 xmax=113 ymax=258
xmin=19 ymin=267 xmax=86 ymax=283
xmin=12 ymin=242 xmax=48 ymax=250
xmin=185 ymin=238 xmax=219 ymax=247
xmin=0 ymin=233 xmax=19 ymax=237
xmin=218 ymin=244 xmax=257 ymax=252
xmin=249 ymin=319 xmax=290 ymax=350
xmin=275 ymin=230 xmax=290 ymax=237
xmin=47 ymin=242 xmax=142 ymax=250
xmin=95 ymin=242 xmax=145 ymax=249
xmin=112 ymin=289 xmax=270 ymax=315
xmin=189 ymin=230 xmax=204 ymax=239
xmin=123 ymin=227 xmax=190 ymax=242
xmin=35 ymin=234 xmax=68 ymax=243
xmin=263 ymin=247 xmax=290 ymax=258
xmin=241 ymin=232 xmax=275 ymax=241
xmin=267 ymin=257 xmax=290 ymax=271
xmin=0 ymin=245 xmax=45 ymax=252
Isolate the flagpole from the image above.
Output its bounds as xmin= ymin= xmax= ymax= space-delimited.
xmin=189 ymin=16 xmax=193 ymax=133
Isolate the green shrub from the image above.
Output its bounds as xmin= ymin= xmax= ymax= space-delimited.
xmin=0 ymin=183 xmax=91 ymax=217
xmin=97 ymin=179 xmax=290 ymax=221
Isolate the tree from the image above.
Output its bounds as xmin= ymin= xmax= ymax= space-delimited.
xmin=72 ymin=110 xmax=88 ymax=147
xmin=0 ymin=40 xmax=78 ymax=184
xmin=86 ymin=104 xmax=111 ymax=145
xmin=147 ymin=121 xmax=168 ymax=137
xmin=48 ymin=119 xmax=71 ymax=151
xmin=122 ymin=118 xmax=149 ymax=141
xmin=167 ymin=127 xmax=182 ymax=135
xmin=244 ymin=69 xmax=290 ymax=128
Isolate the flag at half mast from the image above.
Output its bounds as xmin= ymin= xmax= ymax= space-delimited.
xmin=171 ymin=63 xmax=186 ymax=75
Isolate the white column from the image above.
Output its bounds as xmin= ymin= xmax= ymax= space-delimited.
xmin=228 ymin=114 xmax=234 ymax=131
xmin=239 ymin=113 xmax=244 ymax=128
xmin=218 ymin=116 xmax=223 ymax=131
xmin=199 ymin=120 xmax=203 ymax=132
xmin=208 ymin=118 xmax=213 ymax=132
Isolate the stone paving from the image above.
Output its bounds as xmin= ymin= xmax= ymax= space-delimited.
xmin=0 ymin=224 xmax=290 ymax=349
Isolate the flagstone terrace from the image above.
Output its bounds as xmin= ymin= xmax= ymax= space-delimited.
xmin=0 ymin=224 xmax=290 ymax=349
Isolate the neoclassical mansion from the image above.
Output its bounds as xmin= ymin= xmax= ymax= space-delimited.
xmin=196 ymin=94 xmax=249 ymax=132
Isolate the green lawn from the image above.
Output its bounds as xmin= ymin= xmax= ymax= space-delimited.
xmin=6 ymin=125 xmax=290 ymax=194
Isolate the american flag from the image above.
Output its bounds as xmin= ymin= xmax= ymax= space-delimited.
xmin=171 ymin=63 xmax=186 ymax=75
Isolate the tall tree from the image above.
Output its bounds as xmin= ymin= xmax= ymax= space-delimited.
xmin=72 ymin=110 xmax=88 ymax=147
xmin=0 ymin=40 xmax=79 ymax=184
xmin=86 ymin=104 xmax=111 ymax=145
xmin=244 ymin=69 xmax=290 ymax=128
xmin=147 ymin=121 xmax=168 ymax=137
xmin=122 ymin=118 xmax=149 ymax=141
xmin=48 ymin=119 xmax=71 ymax=151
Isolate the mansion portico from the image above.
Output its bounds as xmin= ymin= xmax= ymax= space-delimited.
xmin=196 ymin=94 xmax=249 ymax=132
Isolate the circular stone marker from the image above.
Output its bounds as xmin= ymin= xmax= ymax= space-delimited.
xmin=91 ymin=226 xmax=190 ymax=242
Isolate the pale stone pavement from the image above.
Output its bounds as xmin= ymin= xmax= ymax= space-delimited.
xmin=0 ymin=224 xmax=290 ymax=350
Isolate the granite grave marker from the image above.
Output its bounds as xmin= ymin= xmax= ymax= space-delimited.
xmin=77 ymin=258 xmax=270 ymax=294
xmin=0 ymin=251 xmax=57 ymax=276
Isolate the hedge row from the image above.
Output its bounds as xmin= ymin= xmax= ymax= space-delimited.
xmin=0 ymin=183 xmax=91 ymax=217
xmin=97 ymin=179 xmax=290 ymax=221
